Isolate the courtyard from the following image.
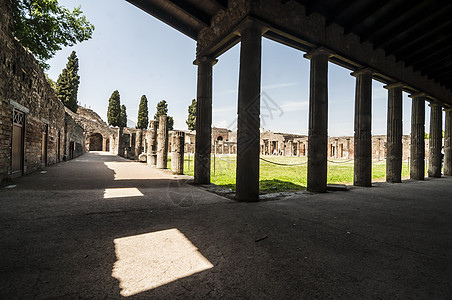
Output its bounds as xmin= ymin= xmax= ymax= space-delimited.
xmin=1 ymin=152 xmax=451 ymax=298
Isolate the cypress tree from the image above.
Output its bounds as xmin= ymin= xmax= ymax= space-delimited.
xmin=120 ymin=105 xmax=128 ymax=128
xmin=107 ymin=90 xmax=121 ymax=126
xmin=186 ymin=99 xmax=196 ymax=130
xmin=167 ymin=116 xmax=174 ymax=131
xmin=136 ymin=95 xmax=149 ymax=129
xmin=56 ymin=51 xmax=79 ymax=113
xmin=154 ymin=100 xmax=174 ymax=130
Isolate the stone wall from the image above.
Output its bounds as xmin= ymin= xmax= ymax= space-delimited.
xmin=117 ymin=127 xmax=147 ymax=160
xmin=64 ymin=112 xmax=84 ymax=159
xmin=65 ymin=106 xmax=115 ymax=152
xmin=0 ymin=0 xmax=68 ymax=182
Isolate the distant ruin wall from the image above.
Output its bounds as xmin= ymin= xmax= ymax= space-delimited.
xmin=64 ymin=112 xmax=84 ymax=160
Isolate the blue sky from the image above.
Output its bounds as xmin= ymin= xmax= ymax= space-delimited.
xmin=47 ymin=0 xmax=443 ymax=136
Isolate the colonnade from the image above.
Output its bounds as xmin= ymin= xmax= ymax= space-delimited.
xmin=193 ymin=19 xmax=452 ymax=201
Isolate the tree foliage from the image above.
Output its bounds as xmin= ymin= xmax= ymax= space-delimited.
xmin=12 ymin=0 xmax=95 ymax=68
xmin=154 ymin=100 xmax=174 ymax=130
xmin=136 ymin=95 xmax=149 ymax=129
xmin=120 ymin=105 xmax=127 ymax=128
xmin=56 ymin=51 xmax=79 ymax=113
xmin=45 ymin=74 xmax=57 ymax=91
xmin=107 ymin=90 xmax=121 ymax=127
xmin=186 ymin=98 xmax=196 ymax=130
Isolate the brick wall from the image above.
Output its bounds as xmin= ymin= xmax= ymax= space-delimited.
xmin=0 ymin=0 xmax=68 ymax=182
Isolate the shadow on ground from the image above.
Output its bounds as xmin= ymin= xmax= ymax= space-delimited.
xmin=1 ymin=152 xmax=451 ymax=299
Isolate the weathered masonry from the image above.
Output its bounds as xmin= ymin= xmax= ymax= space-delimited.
xmin=0 ymin=1 xmax=84 ymax=183
xmin=126 ymin=0 xmax=452 ymax=200
xmin=66 ymin=107 xmax=116 ymax=153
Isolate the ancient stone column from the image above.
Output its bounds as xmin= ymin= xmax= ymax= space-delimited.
xmin=135 ymin=129 xmax=143 ymax=158
xmin=147 ymin=120 xmax=157 ymax=166
xmin=409 ymin=93 xmax=426 ymax=180
xmin=444 ymin=108 xmax=452 ymax=176
xmin=171 ymin=131 xmax=185 ymax=175
xmin=194 ymin=56 xmax=217 ymax=184
xmin=235 ymin=20 xmax=267 ymax=202
xmin=428 ymin=102 xmax=443 ymax=177
xmin=118 ymin=127 xmax=125 ymax=157
xmin=352 ymin=68 xmax=373 ymax=187
xmin=304 ymin=47 xmax=332 ymax=192
xmin=385 ymin=83 xmax=403 ymax=183
xmin=156 ymin=115 xmax=168 ymax=169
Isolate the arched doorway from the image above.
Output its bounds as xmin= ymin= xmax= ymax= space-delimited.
xmin=89 ymin=133 xmax=103 ymax=151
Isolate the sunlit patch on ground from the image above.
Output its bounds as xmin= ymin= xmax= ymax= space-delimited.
xmin=112 ymin=229 xmax=213 ymax=297
xmin=103 ymin=188 xmax=144 ymax=199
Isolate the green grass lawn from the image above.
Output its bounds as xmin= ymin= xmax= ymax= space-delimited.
xmin=169 ymin=154 xmax=411 ymax=193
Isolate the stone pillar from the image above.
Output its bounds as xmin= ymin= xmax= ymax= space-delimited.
xmin=444 ymin=108 xmax=452 ymax=176
xmin=385 ymin=83 xmax=404 ymax=183
xmin=409 ymin=93 xmax=426 ymax=180
xmin=428 ymin=102 xmax=443 ymax=177
xmin=171 ymin=131 xmax=185 ymax=175
xmin=156 ymin=115 xmax=168 ymax=169
xmin=135 ymin=129 xmax=143 ymax=158
xmin=147 ymin=120 xmax=157 ymax=166
xmin=118 ymin=127 xmax=125 ymax=157
xmin=346 ymin=138 xmax=351 ymax=159
xmin=102 ymin=138 xmax=107 ymax=152
xmin=235 ymin=20 xmax=267 ymax=202
xmin=129 ymin=133 xmax=136 ymax=159
xmin=304 ymin=47 xmax=332 ymax=192
xmin=352 ymin=68 xmax=373 ymax=187
xmin=194 ymin=56 xmax=217 ymax=184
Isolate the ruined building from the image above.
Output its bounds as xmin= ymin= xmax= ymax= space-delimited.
xmin=0 ymin=1 xmax=84 ymax=182
xmin=126 ymin=0 xmax=452 ymax=201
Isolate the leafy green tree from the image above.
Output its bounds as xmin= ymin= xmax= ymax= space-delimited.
xmin=120 ymin=105 xmax=127 ymax=128
xmin=154 ymin=100 xmax=174 ymax=130
xmin=107 ymin=90 xmax=121 ymax=127
xmin=136 ymin=95 xmax=149 ymax=129
xmin=45 ymin=74 xmax=57 ymax=91
xmin=56 ymin=51 xmax=79 ymax=113
xmin=186 ymin=99 xmax=196 ymax=130
xmin=12 ymin=0 xmax=95 ymax=68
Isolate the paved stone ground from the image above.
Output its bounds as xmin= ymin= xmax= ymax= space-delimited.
xmin=0 ymin=152 xmax=451 ymax=299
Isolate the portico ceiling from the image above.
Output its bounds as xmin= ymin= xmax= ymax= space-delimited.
xmin=126 ymin=0 xmax=452 ymax=96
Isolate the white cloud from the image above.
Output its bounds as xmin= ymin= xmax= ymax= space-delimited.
xmin=262 ymin=82 xmax=299 ymax=90
xmin=214 ymin=120 xmax=229 ymax=128
xmin=280 ymin=101 xmax=309 ymax=112
xmin=213 ymin=106 xmax=236 ymax=114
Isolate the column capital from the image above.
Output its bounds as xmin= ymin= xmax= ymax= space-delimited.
xmin=350 ymin=67 xmax=375 ymax=77
xmin=384 ymin=82 xmax=405 ymax=90
xmin=303 ymin=47 xmax=335 ymax=59
xmin=443 ymin=106 xmax=452 ymax=111
xmin=428 ymin=100 xmax=443 ymax=107
xmin=408 ymin=92 xmax=428 ymax=99
xmin=193 ymin=56 xmax=218 ymax=66
xmin=234 ymin=17 xmax=269 ymax=36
